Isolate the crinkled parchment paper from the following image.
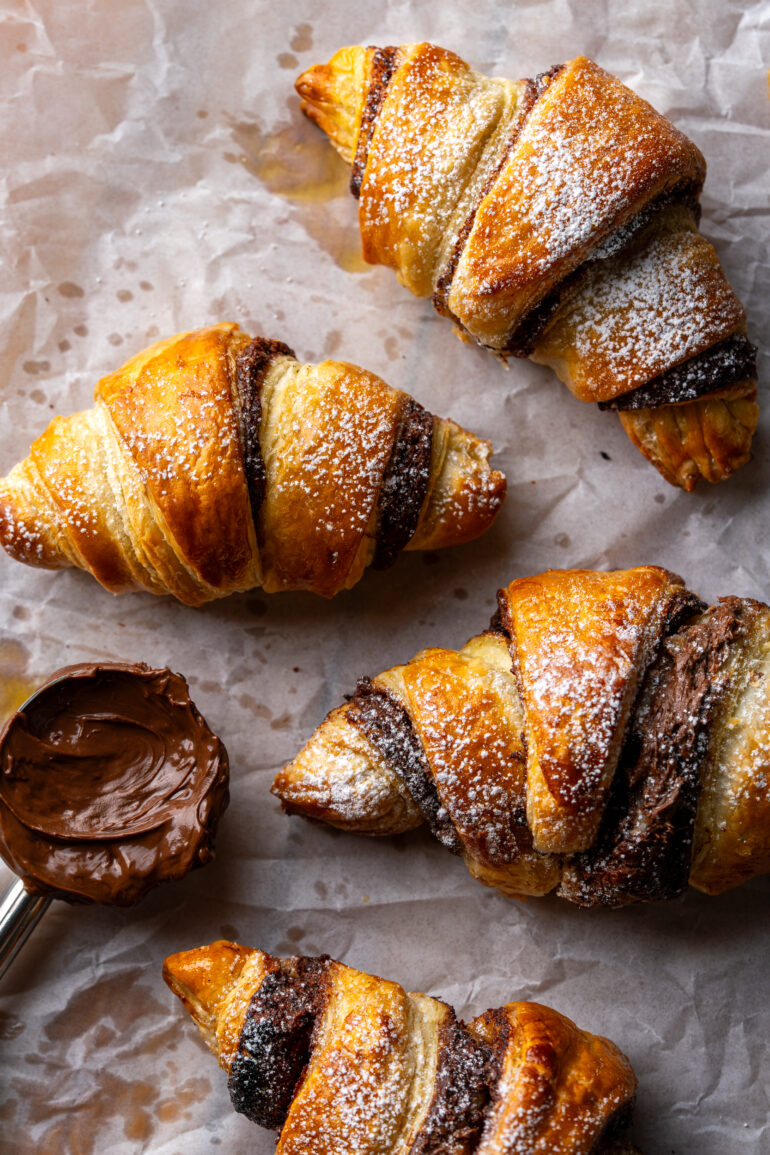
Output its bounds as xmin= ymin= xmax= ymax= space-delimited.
xmin=0 ymin=1 xmax=768 ymax=1151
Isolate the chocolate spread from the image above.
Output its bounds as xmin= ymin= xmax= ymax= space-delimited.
xmin=409 ymin=1010 xmax=492 ymax=1155
xmin=598 ymin=332 xmax=757 ymax=411
xmin=560 ymin=600 xmax=751 ymax=907
xmin=373 ymin=399 xmax=434 ymax=570
xmin=229 ymin=955 xmax=332 ymax=1129
xmin=350 ymin=46 xmax=400 ymax=198
xmin=0 ymin=663 xmax=229 ymax=905
xmin=235 ymin=337 xmax=295 ymax=528
xmin=346 ymin=677 xmax=462 ymax=854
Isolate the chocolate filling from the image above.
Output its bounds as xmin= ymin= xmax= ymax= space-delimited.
xmin=486 ymin=603 xmax=510 ymax=639
xmin=657 ymin=587 xmax=707 ymax=640
xmin=234 ymin=336 xmax=295 ymax=530
xmin=346 ymin=676 xmax=462 ymax=854
xmin=350 ymin=46 xmax=400 ymax=198
xmin=408 ymin=1010 xmax=492 ymax=1155
xmin=228 ymin=955 xmax=332 ymax=1129
xmin=373 ymin=399 xmax=434 ymax=570
xmin=598 ymin=332 xmax=758 ymax=411
xmin=467 ymin=1006 xmax=512 ymax=1145
xmin=560 ymin=599 xmax=750 ymax=907
xmin=590 ymin=1100 xmax=638 ymax=1154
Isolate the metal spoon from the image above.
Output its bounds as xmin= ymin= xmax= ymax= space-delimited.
xmin=0 ymin=878 xmax=51 ymax=979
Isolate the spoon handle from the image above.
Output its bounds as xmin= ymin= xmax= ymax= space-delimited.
xmin=0 ymin=878 xmax=51 ymax=979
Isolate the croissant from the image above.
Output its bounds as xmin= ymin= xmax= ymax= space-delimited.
xmin=0 ymin=323 xmax=505 ymax=604
xmin=163 ymin=940 xmax=639 ymax=1153
xmin=274 ymin=566 xmax=770 ymax=906
xmin=296 ymin=45 xmax=758 ymax=490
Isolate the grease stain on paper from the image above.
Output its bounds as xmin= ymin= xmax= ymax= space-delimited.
xmin=8 ymin=1072 xmax=211 ymax=1153
xmin=0 ymin=638 xmax=36 ymax=724
xmin=22 ymin=360 xmax=50 ymax=376
xmin=57 ymin=282 xmax=84 ymax=299
xmin=222 ymin=114 xmax=368 ymax=271
xmin=290 ymin=24 xmax=313 ymax=53
xmin=4 ymin=969 xmax=213 ymax=1152
xmin=228 ymin=116 xmax=349 ymax=204
xmin=43 ymin=971 xmax=167 ymax=1043
xmin=0 ymin=1011 xmax=25 ymax=1041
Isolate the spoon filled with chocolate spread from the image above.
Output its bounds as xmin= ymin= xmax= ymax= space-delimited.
xmin=0 ymin=662 xmax=229 ymax=977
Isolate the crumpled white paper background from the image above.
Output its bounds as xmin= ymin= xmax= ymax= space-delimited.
xmin=0 ymin=1 xmax=768 ymax=1151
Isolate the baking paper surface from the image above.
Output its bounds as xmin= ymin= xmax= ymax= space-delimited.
xmin=0 ymin=1 xmax=768 ymax=1150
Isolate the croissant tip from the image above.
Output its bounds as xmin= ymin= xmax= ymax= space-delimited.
xmin=294 ymin=68 xmax=314 ymax=98
xmin=163 ymin=940 xmax=253 ymax=1028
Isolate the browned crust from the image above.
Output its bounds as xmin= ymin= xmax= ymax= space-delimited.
xmin=372 ymin=398 xmax=434 ymax=570
xmin=350 ymin=46 xmax=400 ymax=198
xmin=97 ymin=325 xmax=257 ymax=593
xmin=471 ymin=1001 xmax=638 ymax=1153
xmin=234 ymin=337 xmax=295 ymax=529
xmin=432 ymin=79 xmax=539 ymax=323
xmin=497 ymin=569 xmax=691 ymax=832
xmin=618 ymin=381 xmax=758 ymax=490
xmin=433 ymin=63 xmax=702 ymax=357
xmin=346 ymin=676 xmax=463 ymax=853
xmin=228 ymin=955 xmax=333 ymax=1129
xmin=166 ymin=943 xmax=639 ymax=1150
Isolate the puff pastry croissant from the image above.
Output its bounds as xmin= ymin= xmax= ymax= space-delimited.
xmin=296 ymin=46 xmax=758 ymax=490
xmin=274 ymin=566 xmax=770 ymax=906
xmin=0 ymin=323 xmax=505 ymax=604
xmin=164 ymin=940 xmax=639 ymax=1153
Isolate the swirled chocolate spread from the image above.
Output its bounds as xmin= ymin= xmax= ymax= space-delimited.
xmin=0 ymin=663 xmax=229 ymax=905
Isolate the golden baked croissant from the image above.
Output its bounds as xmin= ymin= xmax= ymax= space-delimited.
xmin=164 ymin=940 xmax=639 ymax=1153
xmin=0 ymin=323 xmax=505 ymax=604
xmin=274 ymin=566 xmax=770 ymax=906
xmin=296 ymin=46 xmax=758 ymax=490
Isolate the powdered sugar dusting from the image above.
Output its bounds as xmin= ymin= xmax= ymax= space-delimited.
xmin=278 ymin=970 xmax=417 ymax=1153
xmin=541 ymin=218 xmax=746 ymax=397
xmin=509 ymin=572 xmax=677 ymax=833
xmin=450 ymin=57 xmax=702 ymax=343
xmin=360 ymin=45 xmax=518 ymax=297
xmin=259 ymin=361 xmax=403 ymax=594
xmin=221 ymin=953 xmax=635 ymax=1152
xmin=402 ymin=648 xmax=527 ymax=866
